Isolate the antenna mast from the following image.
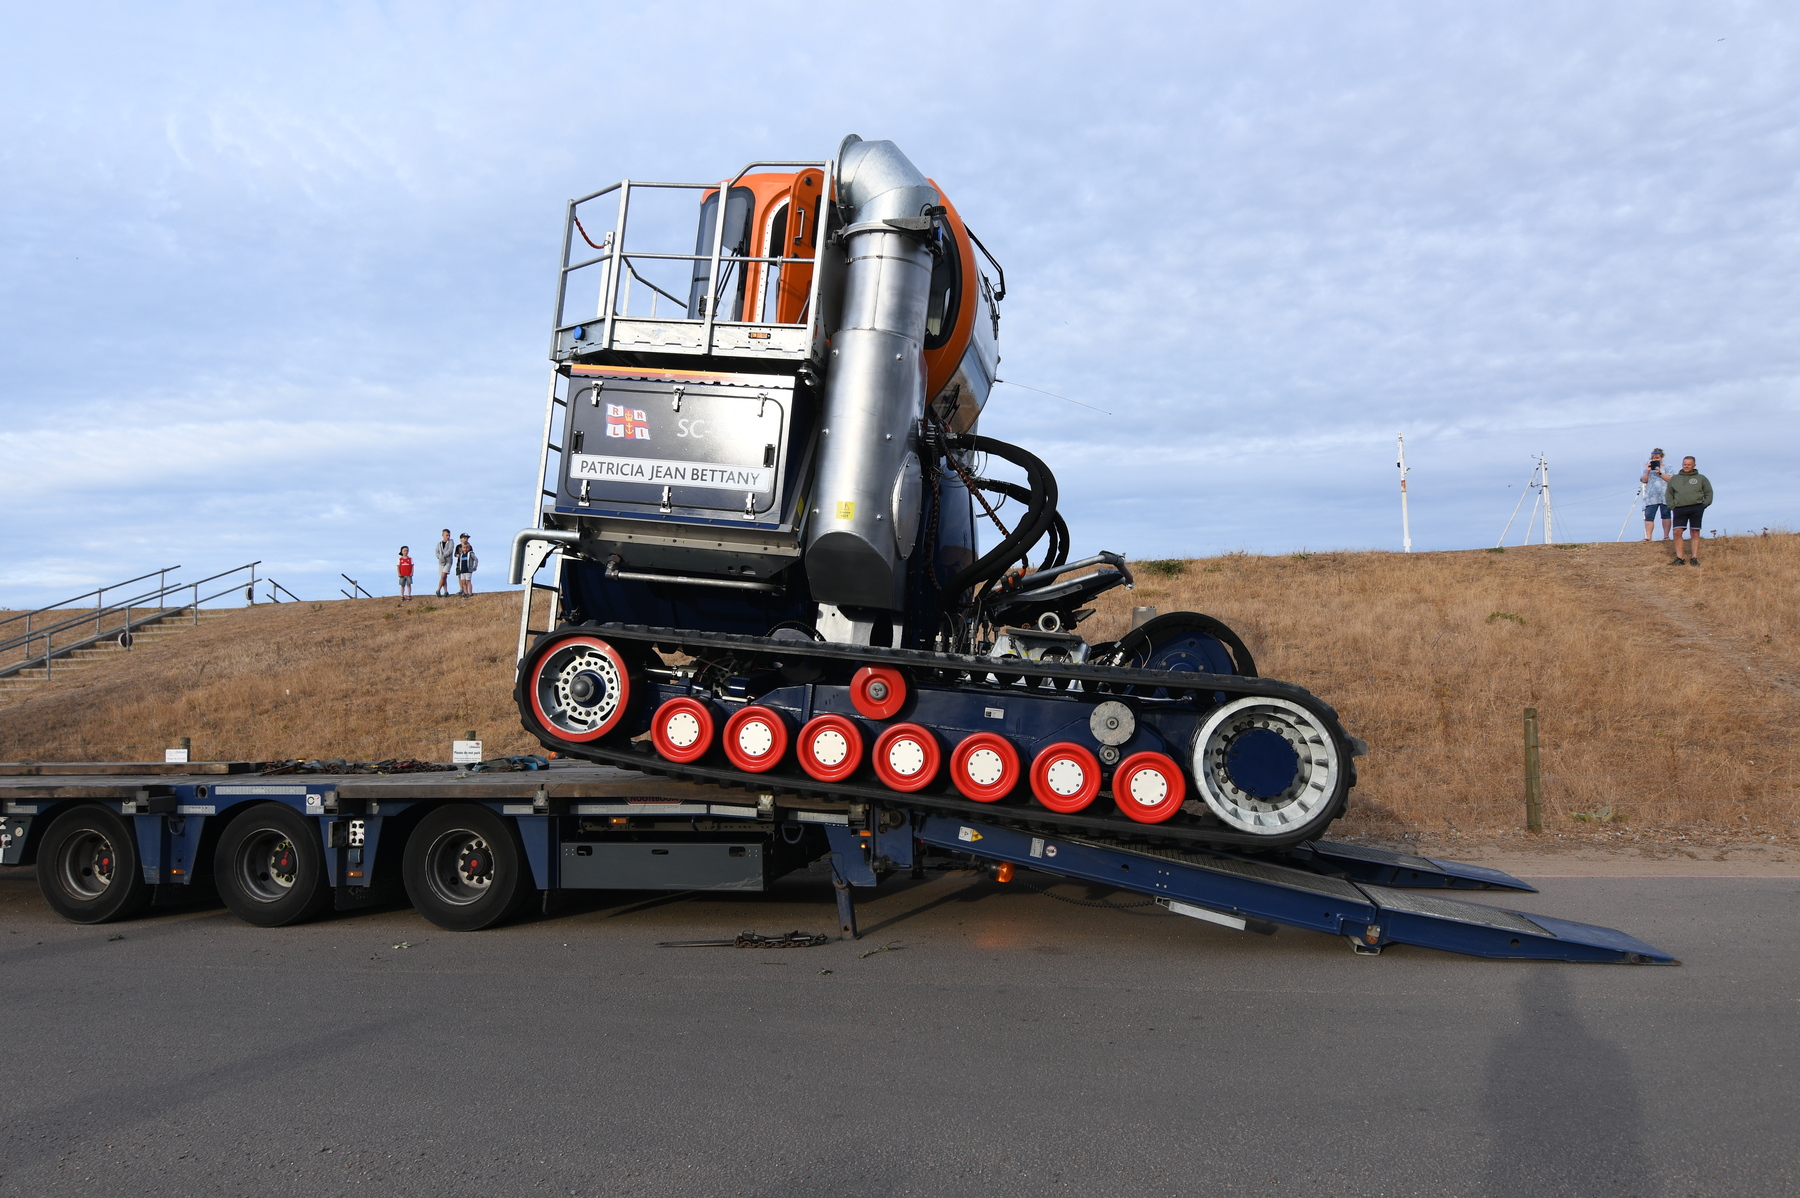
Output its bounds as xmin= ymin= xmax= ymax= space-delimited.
xmin=1397 ymin=434 xmax=1413 ymax=553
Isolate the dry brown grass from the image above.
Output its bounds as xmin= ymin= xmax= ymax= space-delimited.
xmin=0 ymin=593 xmax=552 ymax=764
xmin=5 ymin=535 xmax=1799 ymax=840
xmin=1091 ymin=535 xmax=1800 ymax=837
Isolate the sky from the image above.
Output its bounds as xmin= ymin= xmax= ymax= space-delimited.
xmin=3 ymin=2 xmax=1797 ymax=609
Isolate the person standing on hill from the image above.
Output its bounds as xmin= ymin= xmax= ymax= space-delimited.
xmin=433 ymin=529 xmax=454 ymax=597
xmin=397 ymin=546 xmax=414 ymax=601
xmin=1640 ymin=449 xmax=1672 ymax=542
xmin=1665 ymin=456 xmax=1713 ymax=567
xmin=455 ymin=534 xmax=478 ymax=597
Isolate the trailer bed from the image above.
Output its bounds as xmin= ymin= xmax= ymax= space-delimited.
xmin=0 ymin=762 xmax=1676 ymax=963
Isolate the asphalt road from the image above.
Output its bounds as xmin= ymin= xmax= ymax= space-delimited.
xmin=2 ymin=862 xmax=1795 ymax=1198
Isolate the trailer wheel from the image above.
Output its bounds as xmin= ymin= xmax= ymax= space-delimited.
xmin=36 ymin=805 xmax=151 ymax=924
xmin=403 ymin=805 xmax=534 ymax=931
xmin=214 ymin=802 xmax=333 ymax=927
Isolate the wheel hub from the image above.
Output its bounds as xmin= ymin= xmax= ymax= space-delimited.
xmin=1193 ymin=697 xmax=1339 ymax=834
xmin=58 ymin=832 xmax=116 ymax=900
xmin=535 ymin=641 xmax=624 ymax=737
xmin=965 ymin=748 xmax=1004 ymax=786
xmin=887 ymin=738 xmax=926 ymax=776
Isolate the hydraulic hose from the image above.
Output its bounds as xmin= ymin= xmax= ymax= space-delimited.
xmin=971 ymin=477 xmax=1068 ymax=572
xmin=939 ymin=435 xmax=1059 ymax=607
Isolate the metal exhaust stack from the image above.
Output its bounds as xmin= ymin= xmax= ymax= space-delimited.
xmin=803 ymin=135 xmax=937 ymax=619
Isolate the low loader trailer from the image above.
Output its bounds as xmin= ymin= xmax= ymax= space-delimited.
xmin=1 ymin=761 xmax=1676 ymax=964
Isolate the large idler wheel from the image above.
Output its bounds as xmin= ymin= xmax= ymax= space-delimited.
xmin=1112 ymin=751 xmax=1187 ymax=824
xmin=1192 ymin=696 xmax=1342 ymax=835
xmin=950 ymin=732 xmax=1020 ymax=803
xmin=723 ymin=706 xmax=791 ymax=772
xmin=525 ymin=633 xmax=634 ymax=742
xmin=650 ymin=696 xmax=719 ymax=764
xmin=799 ymin=714 xmax=864 ymax=783
xmin=1029 ymin=743 xmax=1102 ymax=814
xmin=872 ymin=723 xmax=942 ymax=792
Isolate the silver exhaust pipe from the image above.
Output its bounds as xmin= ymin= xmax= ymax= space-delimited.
xmin=802 ymin=136 xmax=938 ymax=613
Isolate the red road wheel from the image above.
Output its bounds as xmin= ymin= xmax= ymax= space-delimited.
xmin=1112 ymin=751 xmax=1187 ymax=824
xmin=650 ymin=696 xmax=719 ymax=764
xmin=1030 ymin=742 xmax=1102 ymax=814
xmin=798 ymin=714 xmax=864 ymax=783
xmin=722 ymin=706 xmax=790 ymax=772
xmin=950 ymin=732 xmax=1020 ymax=803
xmin=872 ymin=723 xmax=942 ymax=792
xmin=528 ymin=635 xmax=634 ymax=742
xmin=849 ymin=665 xmax=907 ymax=719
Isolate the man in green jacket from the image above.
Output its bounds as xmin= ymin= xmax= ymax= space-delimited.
xmin=1665 ymin=456 xmax=1713 ymax=566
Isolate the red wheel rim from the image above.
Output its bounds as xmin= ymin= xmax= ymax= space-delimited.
xmin=1112 ymin=751 xmax=1187 ymax=823
xmin=950 ymin=732 xmax=1019 ymax=803
xmin=651 ymin=697 xmax=717 ymax=764
xmin=722 ymin=706 xmax=789 ymax=773
xmin=799 ymin=714 xmax=864 ymax=783
xmin=872 ymin=723 xmax=941 ymax=792
xmin=1030 ymin=742 xmax=1101 ymax=813
xmin=850 ymin=665 xmax=908 ymax=720
xmin=528 ymin=635 xmax=632 ymax=742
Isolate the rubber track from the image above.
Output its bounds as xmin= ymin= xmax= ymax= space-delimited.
xmin=529 ymin=623 xmax=1356 ymax=853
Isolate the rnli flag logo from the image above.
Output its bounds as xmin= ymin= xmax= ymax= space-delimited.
xmin=605 ymin=404 xmax=650 ymax=440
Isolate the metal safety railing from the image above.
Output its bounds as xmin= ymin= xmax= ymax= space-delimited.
xmin=2 ymin=562 xmax=261 ymax=681
xmin=547 ymin=158 xmax=835 ymax=365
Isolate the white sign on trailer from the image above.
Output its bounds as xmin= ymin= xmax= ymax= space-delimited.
xmin=453 ymin=740 xmax=483 ymax=764
xmin=569 ymin=453 xmax=772 ymax=492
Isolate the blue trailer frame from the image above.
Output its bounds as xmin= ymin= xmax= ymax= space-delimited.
xmin=1 ymin=766 xmax=1676 ymax=964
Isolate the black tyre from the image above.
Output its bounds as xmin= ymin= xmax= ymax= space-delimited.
xmin=402 ymin=804 xmax=535 ymax=931
xmin=214 ymin=802 xmax=333 ymax=927
xmin=36 ymin=805 xmax=151 ymax=924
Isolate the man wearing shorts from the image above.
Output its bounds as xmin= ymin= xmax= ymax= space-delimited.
xmin=1640 ymin=449 xmax=1671 ymax=542
xmin=434 ymin=529 xmax=454 ymax=597
xmin=1664 ymin=456 xmax=1713 ymax=567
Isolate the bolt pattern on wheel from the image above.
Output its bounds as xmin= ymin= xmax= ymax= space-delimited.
xmin=872 ymin=723 xmax=941 ymax=792
xmin=1193 ymin=696 xmax=1340 ymax=834
xmin=723 ymin=706 xmax=789 ymax=772
xmin=530 ymin=635 xmax=631 ymax=742
xmin=950 ymin=732 xmax=1020 ymax=803
xmin=850 ymin=665 xmax=908 ymax=719
xmin=1112 ymin=751 xmax=1187 ymax=824
xmin=651 ymin=696 xmax=718 ymax=763
xmin=1030 ymin=742 xmax=1102 ymax=813
xmin=799 ymin=714 xmax=863 ymax=783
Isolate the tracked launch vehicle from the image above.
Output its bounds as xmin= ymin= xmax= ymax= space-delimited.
xmin=510 ymin=136 xmax=1363 ymax=852
xmin=0 ymin=136 xmax=1676 ymax=962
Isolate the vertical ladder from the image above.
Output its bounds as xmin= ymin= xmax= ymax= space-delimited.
xmin=516 ymin=367 xmax=569 ymax=663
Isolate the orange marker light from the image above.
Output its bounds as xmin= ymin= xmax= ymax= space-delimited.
xmin=995 ymin=862 xmax=1014 ymax=883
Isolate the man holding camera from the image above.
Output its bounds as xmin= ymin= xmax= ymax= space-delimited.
xmin=1640 ymin=449 xmax=1672 ymax=542
xmin=1665 ymin=456 xmax=1713 ymax=567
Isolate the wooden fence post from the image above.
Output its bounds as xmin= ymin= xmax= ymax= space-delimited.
xmin=1523 ymin=707 xmax=1543 ymax=833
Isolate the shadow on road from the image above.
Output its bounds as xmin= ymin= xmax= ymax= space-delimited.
xmin=1480 ymin=968 xmax=1655 ymax=1197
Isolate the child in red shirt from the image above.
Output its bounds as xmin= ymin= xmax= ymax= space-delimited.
xmin=397 ymin=546 xmax=415 ymax=601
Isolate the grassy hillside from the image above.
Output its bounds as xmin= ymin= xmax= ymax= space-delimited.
xmin=4 ymin=536 xmax=1798 ymax=839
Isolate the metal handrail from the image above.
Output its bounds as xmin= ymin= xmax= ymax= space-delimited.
xmin=1 ymin=575 xmax=258 ymax=680
xmin=0 ymin=579 xmax=191 ymax=657
xmin=2 ymin=562 xmax=261 ymax=676
xmin=0 ymin=566 xmax=181 ymax=631
xmin=265 ymin=579 xmax=302 ymax=603
xmin=557 ymin=160 xmax=834 ymax=357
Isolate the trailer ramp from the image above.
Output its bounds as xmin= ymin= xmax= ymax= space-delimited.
xmin=913 ymin=815 xmax=1676 ymax=965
